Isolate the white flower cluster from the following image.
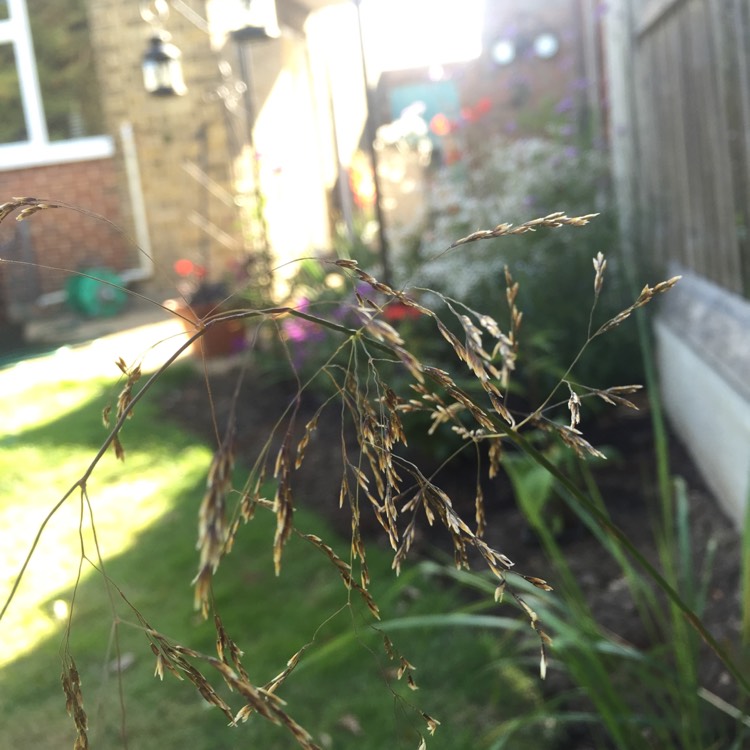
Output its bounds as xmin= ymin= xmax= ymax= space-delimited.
xmin=395 ymin=136 xmax=608 ymax=301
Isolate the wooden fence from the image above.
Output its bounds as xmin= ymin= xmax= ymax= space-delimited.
xmin=608 ymin=0 xmax=750 ymax=297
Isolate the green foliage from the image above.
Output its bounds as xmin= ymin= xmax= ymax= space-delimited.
xmin=429 ymin=557 xmax=748 ymax=750
xmin=400 ymin=136 xmax=643 ymax=394
xmin=481 ymin=307 xmax=750 ymax=747
xmin=503 ymin=440 xmax=574 ymax=540
xmin=0 ymin=375 xmax=544 ymax=750
xmin=1 ymin=196 xmax=746 ymax=750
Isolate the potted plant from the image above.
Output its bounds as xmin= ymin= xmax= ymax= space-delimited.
xmin=164 ymin=259 xmax=246 ymax=358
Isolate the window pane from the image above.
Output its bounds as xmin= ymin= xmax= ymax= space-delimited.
xmin=0 ymin=2 xmax=8 ymax=21
xmin=0 ymin=43 xmax=27 ymax=143
xmin=28 ymin=0 xmax=105 ymax=141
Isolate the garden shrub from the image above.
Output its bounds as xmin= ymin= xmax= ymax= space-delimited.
xmin=397 ymin=136 xmax=643 ymax=397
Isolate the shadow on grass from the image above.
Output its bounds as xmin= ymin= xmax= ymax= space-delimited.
xmin=1 ymin=379 xmax=197 ymax=454
xmin=0 ymin=378 xmax=549 ymax=750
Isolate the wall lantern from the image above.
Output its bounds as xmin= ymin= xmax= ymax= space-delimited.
xmin=142 ymin=31 xmax=187 ymax=96
xmin=140 ymin=0 xmax=187 ymax=96
xmin=206 ymin=0 xmax=281 ymax=42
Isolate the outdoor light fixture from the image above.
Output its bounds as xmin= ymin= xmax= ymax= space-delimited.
xmin=533 ymin=33 xmax=560 ymax=60
xmin=231 ymin=23 xmax=278 ymax=43
xmin=142 ymin=31 xmax=187 ymax=96
xmin=490 ymin=39 xmax=516 ymax=66
xmin=490 ymin=31 xmax=561 ymax=67
xmin=228 ymin=0 xmax=280 ymax=42
xmin=140 ymin=0 xmax=187 ymax=96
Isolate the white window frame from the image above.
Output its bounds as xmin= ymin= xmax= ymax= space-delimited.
xmin=0 ymin=0 xmax=113 ymax=171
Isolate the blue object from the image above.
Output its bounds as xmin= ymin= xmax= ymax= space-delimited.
xmin=389 ymin=80 xmax=461 ymax=144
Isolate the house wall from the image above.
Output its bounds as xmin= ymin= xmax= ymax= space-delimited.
xmin=475 ymin=0 xmax=596 ymax=136
xmin=221 ymin=28 xmax=337 ymax=299
xmin=86 ymin=0 xmax=351 ymax=303
xmin=87 ymin=0 xmax=241 ymax=300
xmin=368 ymin=0 xmax=595 ymax=136
xmin=252 ymin=35 xmax=334 ymax=263
xmin=0 ymin=157 xmax=132 ymax=298
xmin=304 ymin=3 xmax=368 ymax=243
xmin=0 ymin=0 xmax=136 ymax=325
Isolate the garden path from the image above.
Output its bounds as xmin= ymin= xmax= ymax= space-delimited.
xmin=1 ymin=304 xmax=187 ymax=394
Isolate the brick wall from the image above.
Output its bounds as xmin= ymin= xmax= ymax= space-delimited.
xmin=0 ymin=157 xmax=134 ymax=299
xmin=477 ymin=0 xmax=586 ymax=125
xmin=376 ymin=0 xmax=588 ymax=140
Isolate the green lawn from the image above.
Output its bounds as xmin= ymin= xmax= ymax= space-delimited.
xmin=0 ymin=367 xmax=548 ymax=750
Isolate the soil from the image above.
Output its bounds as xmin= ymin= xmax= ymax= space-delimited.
xmin=159 ymin=363 xmax=743 ymax=704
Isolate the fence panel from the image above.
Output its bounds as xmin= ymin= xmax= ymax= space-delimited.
xmin=631 ymin=0 xmax=749 ymax=296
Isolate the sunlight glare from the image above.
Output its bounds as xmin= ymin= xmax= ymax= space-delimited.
xmin=360 ymin=0 xmax=485 ymax=73
xmin=0 ymin=465 xmax=207 ymax=668
xmin=52 ymin=599 xmax=69 ymax=621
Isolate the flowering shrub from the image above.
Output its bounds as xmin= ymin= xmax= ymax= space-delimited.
xmin=394 ymin=136 xmax=640 ymax=392
xmin=405 ymin=137 xmax=610 ymax=293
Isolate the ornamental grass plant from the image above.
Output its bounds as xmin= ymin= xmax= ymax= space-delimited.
xmin=1 ymin=193 xmax=747 ymax=749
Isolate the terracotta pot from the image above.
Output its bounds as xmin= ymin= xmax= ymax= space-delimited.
xmin=164 ymin=299 xmax=246 ymax=358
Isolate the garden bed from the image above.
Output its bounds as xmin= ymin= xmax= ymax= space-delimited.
xmin=160 ymin=364 xmax=743 ymax=705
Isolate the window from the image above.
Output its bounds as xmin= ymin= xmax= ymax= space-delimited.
xmin=0 ymin=42 xmax=25 ymax=141
xmin=0 ymin=0 xmax=112 ymax=169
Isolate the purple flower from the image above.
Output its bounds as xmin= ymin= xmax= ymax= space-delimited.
xmin=283 ymin=318 xmax=312 ymax=343
xmin=282 ymin=298 xmax=324 ymax=344
xmin=555 ymin=97 xmax=574 ymax=114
